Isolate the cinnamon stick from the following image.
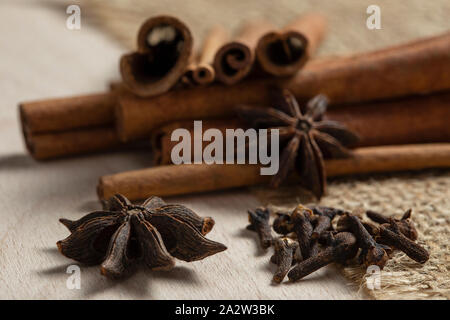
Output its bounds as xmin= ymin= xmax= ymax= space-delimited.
xmin=98 ymin=143 xmax=450 ymax=200
xmin=19 ymin=93 xmax=115 ymax=134
xmin=256 ymin=13 xmax=327 ymax=76
xmin=151 ymin=92 xmax=450 ymax=165
xmin=116 ymin=33 xmax=450 ymax=141
xmin=24 ymin=127 xmax=122 ymax=160
xmin=120 ymin=15 xmax=193 ymax=97
xmin=213 ymin=20 xmax=275 ymax=85
xmin=328 ymin=93 xmax=450 ymax=147
xmin=191 ymin=25 xmax=229 ymax=85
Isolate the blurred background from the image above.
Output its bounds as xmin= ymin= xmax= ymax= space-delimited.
xmin=6 ymin=0 xmax=450 ymax=52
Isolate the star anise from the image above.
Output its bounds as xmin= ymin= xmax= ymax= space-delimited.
xmin=57 ymin=194 xmax=226 ymax=279
xmin=236 ymin=89 xmax=359 ymax=199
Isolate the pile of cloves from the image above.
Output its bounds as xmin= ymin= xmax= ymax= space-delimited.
xmin=246 ymin=205 xmax=429 ymax=284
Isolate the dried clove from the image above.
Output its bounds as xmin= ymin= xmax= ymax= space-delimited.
xmin=360 ymin=221 xmax=380 ymax=237
xmin=309 ymin=207 xmax=338 ymax=258
xmin=271 ymin=237 xmax=300 ymax=284
xmin=272 ymin=205 xmax=340 ymax=238
xmin=272 ymin=211 xmax=294 ymax=235
xmin=309 ymin=218 xmax=330 ymax=257
xmin=367 ymin=209 xmax=418 ymax=240
xmin=311 ymin=213 xmax=333 ymax=240
xmin=336 ymin=213 xmax=379 ymax=237
xmin=246 ymin=203 xmax=429 ymax=284
xmin=310 ymin=206 xmax=345 ymax=219
xmin=378 ymin=220 xmax=429 ymax=263
xmin=288 ymin=232 xmax=358 ymax=281
xmin=338 ymin=211 xmax=389 ymax=269
xmin=247 ymin=207 xmax=273 ymax=249
xmin=291 ymin=205 xmax=314 ymax=259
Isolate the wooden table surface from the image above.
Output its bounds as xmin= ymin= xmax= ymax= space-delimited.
xmin=0 ymin=2 xmax=360 ymax=299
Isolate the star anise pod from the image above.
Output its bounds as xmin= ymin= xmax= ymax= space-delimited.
xmin=236 ymin=89 xmax=359 ymax=199
xmin=57 ymin=194 xmax=226 ymax=279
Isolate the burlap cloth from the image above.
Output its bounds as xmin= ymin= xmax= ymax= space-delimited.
xmin=73 ymin=0 xmax=450 ymax=299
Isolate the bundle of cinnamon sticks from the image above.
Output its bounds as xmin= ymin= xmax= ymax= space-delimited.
xmin=18 ymin=14 xmax=450 ymax=200
xmin=20 ymin=14 xmax=327 ymax=159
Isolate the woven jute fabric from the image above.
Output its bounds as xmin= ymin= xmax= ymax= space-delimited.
xmin=73 ymin=0 xmax=450 ymax=299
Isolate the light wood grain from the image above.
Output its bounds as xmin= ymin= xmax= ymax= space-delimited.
xmin=0 ymin=2 xmax=360 ymax=299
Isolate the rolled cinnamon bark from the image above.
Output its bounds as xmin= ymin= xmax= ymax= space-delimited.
xmin=325 ymin=144 xmax=450 ymax=176
xmin=191 ymin=25 xmax=229 ymax=85
xmin=24 ymin=127 xmax=121 ymax=160
xmin=256 ymin=13 xmax=327 ymax=76
xmin=328 ymin=92 xmax=450 ymax=147
xmin=120 ymin=15 xmax=193 ymax=97
xmin=19 ymin=93 xmax=115 ymax=134
xmin=109 ymin=81 xmax=129 ymax=93
xmin=152 ymin=92 xmax=450 ymax=165
xmin=213 ymin=20 xmax=275 ymax=85
xmin=98 ymin=143 xmax=450 ymax=200
xmin=116 ymin=33 xmax=450 ymax=141
xmin=180 ymin=64 xmax=196 ymax=87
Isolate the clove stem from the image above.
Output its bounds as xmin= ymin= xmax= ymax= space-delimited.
xmin=288 ymin=232 xmax=357 ymax=281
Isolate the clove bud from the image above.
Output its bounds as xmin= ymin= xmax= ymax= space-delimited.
xmin=338 ymin=210 xmax=389 ymax=269
xmin=288 ymin=232 xmax=358 ymax=281
xmin=271 ymin=237 xmax=300 ymax=284
xmin=247 ymin=207 xmax=273 ymax=249
xmin=378 ymin=220 xmax=429 ymax=263
xmin=367 ymin=209 xmax=418 ymax=240
xmin=291 ymin=205 xmax=314 ymax=259
xmin=272 ymin=210 xmax=294 ymax=235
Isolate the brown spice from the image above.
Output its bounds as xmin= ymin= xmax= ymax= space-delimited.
xmin=152 ymin=92 xmax=450 ymax=166
xmin=186 ymin=25 xmax=229 ymax=86
xmin=98 ymin=143 xmax=450 ymax=201
xmin=291 ymin=205 xmax=315 ymax=259
xmin=57 ymin=194 xmax=226 ymax=279
xmin=272 ymin=211 xmax=294 ymax=235
xmin=287 ymin=232 xmax=358 ymax=282
xmin=236 ymin=90 xmax=358 ymax=199
xmin=22 ymin=89 xmax=450 ymax=161
xmin=256 ymin=13 xmax=327 ymax=76
xmin=367 ymin=209 xmax=418 ymax=241
xmin=213 ymin=20 xmax=274 ymax=85
xmin=271 ymin=237 xmax=300 ymax=284
xmin=246 ymin=207 xmax=273 ymax=249
xmin=19 ymin=93 xmax=115 ymax=134
xmin=23 ymin=127 xmax=121 ymax=160
xmin=253 ymin=203 xmax=429 ymax=283
xmin=120 ymin=16 xmax=193 ymax=97
xmin=378 ymin=221 xmax=429 ymax=264
xmin=337 ymin=211 xmax=389 ymax=268
xmin=115 ymin=33 xmax=450 ymax=142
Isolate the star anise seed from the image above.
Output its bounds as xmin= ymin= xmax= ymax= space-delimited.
xmin=57 ymin=194 xmax=226 ymax=279
xmin=236 ymin=89 xmax=359 ymax=199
